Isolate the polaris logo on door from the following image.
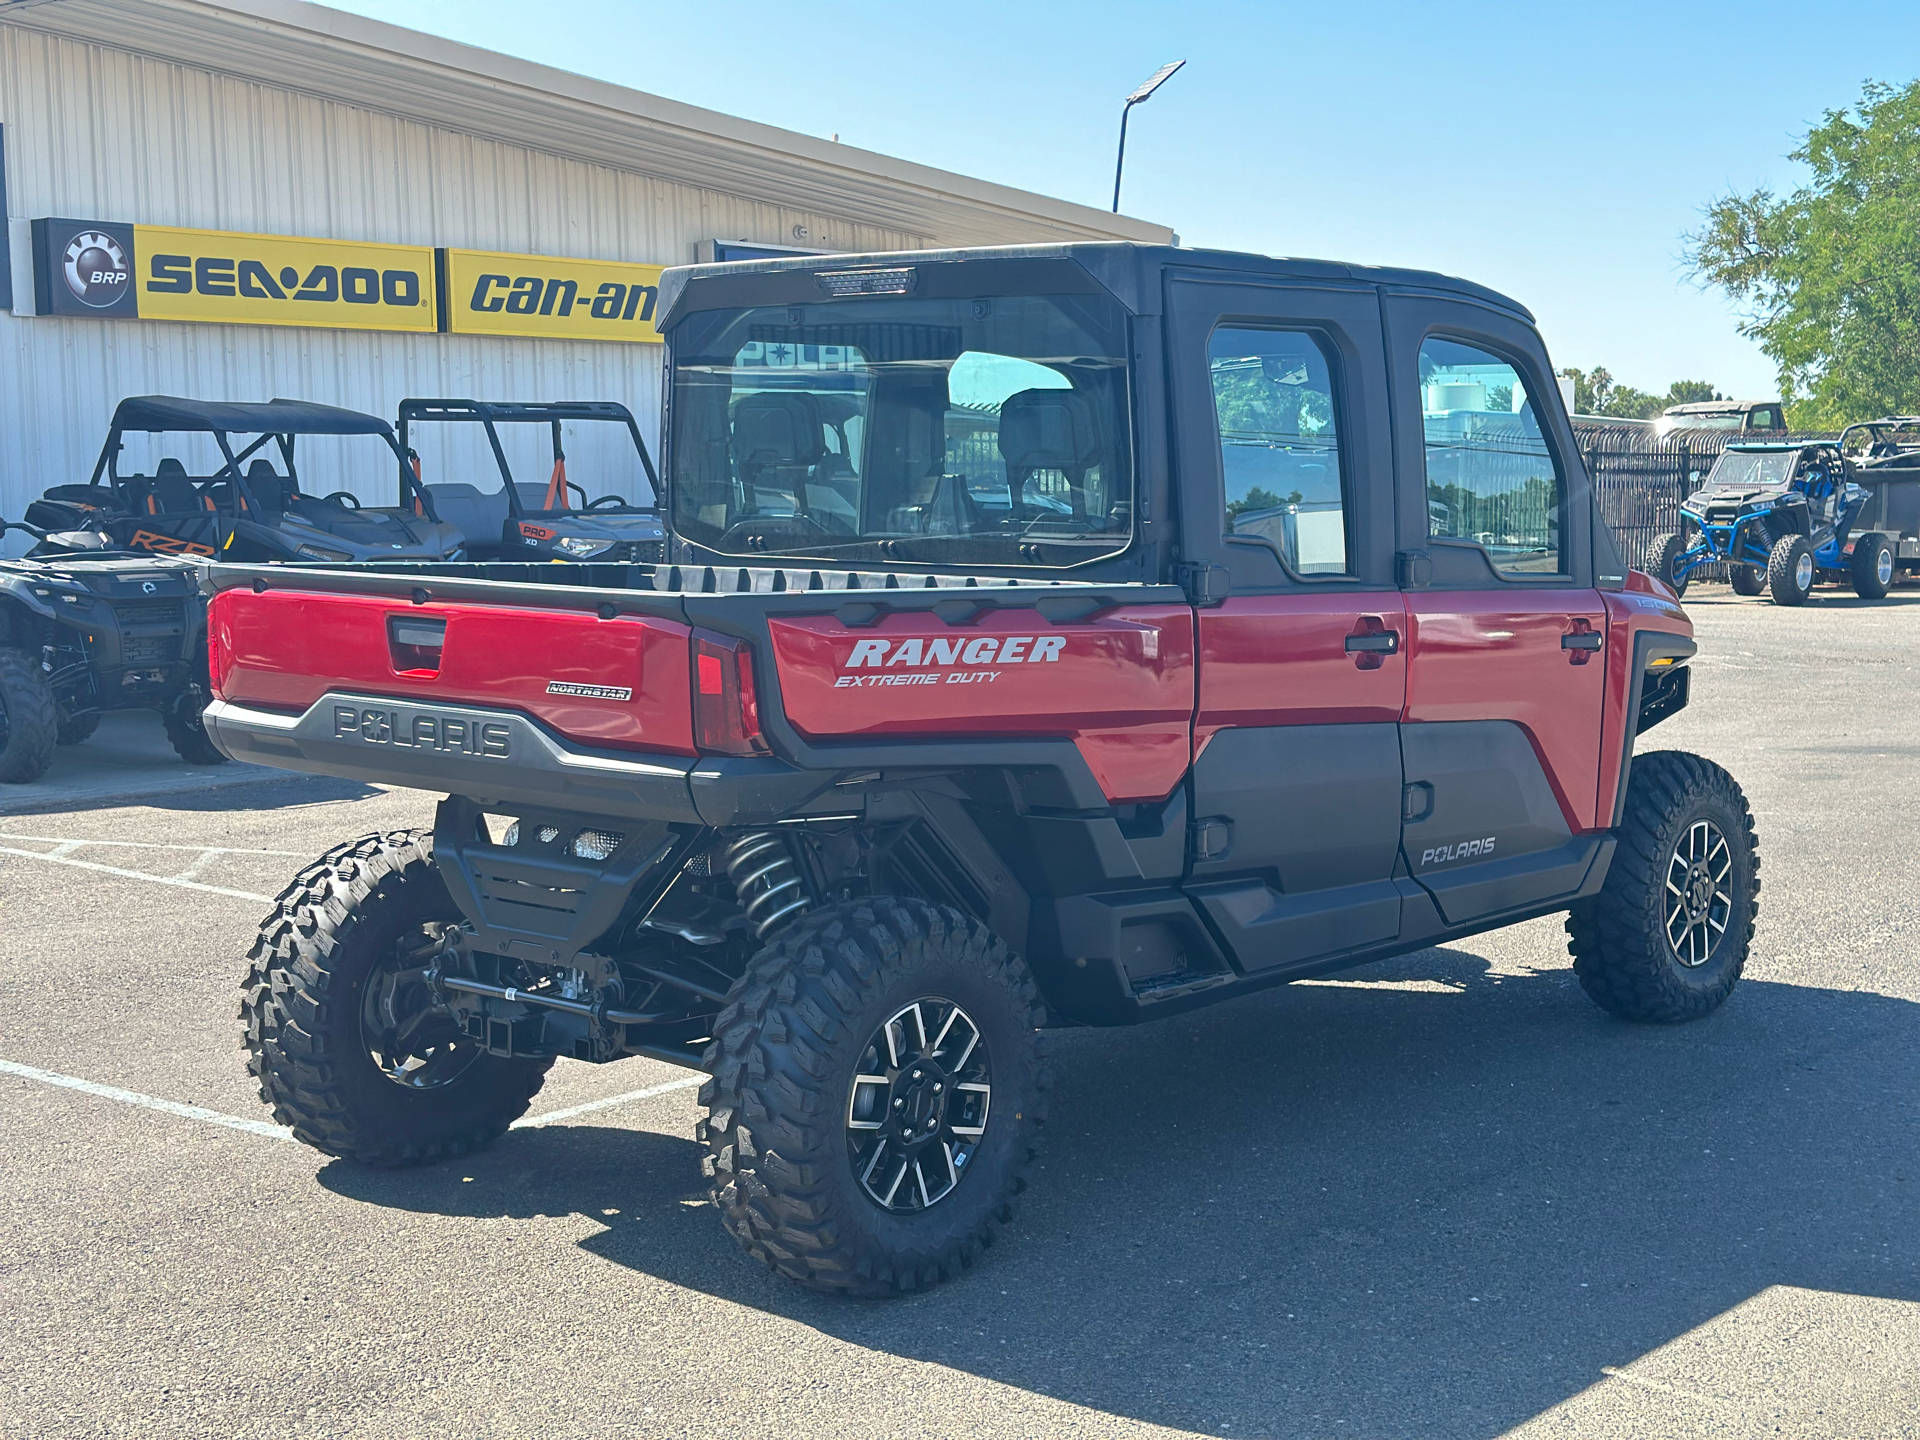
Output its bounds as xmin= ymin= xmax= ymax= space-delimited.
xmin=835 ymin=634 xmax=1068 ymax=689
xmin=1421 ymin=837 xmax=1496 ymax=867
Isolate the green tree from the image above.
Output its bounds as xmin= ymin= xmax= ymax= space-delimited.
xmin=1688 ymin=78 xmax=1920 ymax=426
xmin=1558 ymin=368 xmax=1727 ymax=419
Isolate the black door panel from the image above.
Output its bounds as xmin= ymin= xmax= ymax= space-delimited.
xmin=1400 ymin=719 xmax=1589 ymax=923
xmin=1188 ymin=723 xmax=1403 ymax=969
xmin=1191 ymin=723 xmax=1403 ymax=888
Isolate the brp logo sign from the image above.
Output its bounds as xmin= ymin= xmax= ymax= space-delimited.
xmin=63 ymin=231 xmax=130 ymax=307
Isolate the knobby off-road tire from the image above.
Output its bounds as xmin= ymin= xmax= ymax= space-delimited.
xmin=1728 ymin=564 xmax=1766 ymax=597
xmin=164 ymin=680 xmax=227 ymax=765
xmin=1644 ymin=533 xmax=1688 ymax=596
xmin=1567 ymin=752 xmax=1759 ymax=1023
xmin=699 ymin=897 xmax=1049 ymax=1296
xmin=56 ymin=710 xmax=101 ymax=745
xmin=240 ymin=830 xmax=551 ymax=1165
xmin=1849 ymin=531 xmax=1895 ymax=600
xmin=0 ymin=648 xmax=57 ymax=784
xmin=1767 ymin=534 xmax=1814 ymax=606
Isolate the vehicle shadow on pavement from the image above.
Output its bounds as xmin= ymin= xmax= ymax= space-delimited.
xmin=318 ymin=948 xmax=1919 ymax=1440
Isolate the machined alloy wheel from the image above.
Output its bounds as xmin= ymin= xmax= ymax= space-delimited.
xmin=1567 ymin=751 xmax=1759 ymax=1023
xmin=1664 ymin=819 xmax=1733 ymax=968
xmin=1795 ymin=551 xmax=1814 ymax=591
xmin=846 ymin=998 xmax=993 ymax=1214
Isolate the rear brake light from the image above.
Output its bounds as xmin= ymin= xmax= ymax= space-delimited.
xmin=691 ymin=631 xmax=769 ymax=756
xmin=206 ymin=613 xmax=231 ymax=700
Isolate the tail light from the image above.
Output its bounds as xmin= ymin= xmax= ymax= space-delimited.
xmin=692 ymin=630 xmax=769 ymax=756
xmin=206 ymin=607 xmax=231 ymax=700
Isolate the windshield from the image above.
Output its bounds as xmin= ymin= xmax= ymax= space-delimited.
xmin=667 ymin=294 xmax=1133 ymax=567
xmin=410 ymin=417 xmax=655 ymax=518
xmin=1666 ymin=413 xmax=1748 ymax=430
xmin=1704 ymin=450 xmax=1798 ymax=489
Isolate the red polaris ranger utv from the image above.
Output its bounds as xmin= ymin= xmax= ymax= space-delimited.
xmin=207 ymin=245 xmax=1757 ymax=1295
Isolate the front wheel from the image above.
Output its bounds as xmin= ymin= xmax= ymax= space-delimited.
xmin=1567 ymin=752 xmax=1759 ymax=1022
xmin=240 ymin=830 xmax=552 ymax=1164
xmin=164 ymin=680 xmax=227 ymax=765
xmin=1849 ymin=532 xmax=1895 ymax=600
xmin=1767 ymin=534 xmax=1814 ymax=605
xmin=0 ymin=648 xmax=57 ymax=784
xmin=700 ymin=897 xmax=1048 ymax=1295
xmin=1643 ymin=533 xmax=1688 ymax=596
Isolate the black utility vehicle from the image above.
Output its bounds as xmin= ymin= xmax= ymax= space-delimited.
xmin=29 ymin=396 xmax=463 ymax=565
xmin=209 ymin=243 xmax=1757 ymax=1296
xmin=0 ymin=520 xmax=220 ymax=782
xmin=399 ymin=401 xmax=665 ymax=563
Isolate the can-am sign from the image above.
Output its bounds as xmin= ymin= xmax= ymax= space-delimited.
xmin=439 ymin=247 xmax=665 ymax=344
xmin=31 ymin=218 xmax=436 ymax=331
xmin=27 ymin=220 xmax=666 ymax=344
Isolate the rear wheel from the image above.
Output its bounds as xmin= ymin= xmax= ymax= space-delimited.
xmin=1767 ymin=534 xmax=1814 ymax=606
xmin=240 ymin=830 xmax=552 ymax=1164
xmin=1849 ymin=532 xmax=1894 ymax=599
xmin=0 ymin=648 xmax=57 ymax=784
xmin=700 ymin=897 xmax=1048 ymax=1295
xmin=1643 ymin=533 xmax=1688 ymax=596
xmin=1728 ymin=565 xmax=1765 ymax=596
xmin=1567 ymin=752 xmax=1758 ymax=1022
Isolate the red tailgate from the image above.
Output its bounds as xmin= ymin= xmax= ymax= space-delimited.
xmin=767 ymin=605 xmax=1195 ymax=805
xmin=210 ymin=588 xmax=695 ymax=755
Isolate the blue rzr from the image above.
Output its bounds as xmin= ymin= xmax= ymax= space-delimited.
xmin=1644 ymin=442 xmax=1872 ymax=605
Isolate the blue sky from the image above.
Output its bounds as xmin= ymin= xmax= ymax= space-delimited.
xmin=335 ymin=0 xmax=1919 ymax=399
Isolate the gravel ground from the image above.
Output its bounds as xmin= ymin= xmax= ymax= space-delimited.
xmin=0 ymin=583 xmax=1914 ymax=1440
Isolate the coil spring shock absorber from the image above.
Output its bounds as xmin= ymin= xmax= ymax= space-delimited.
xmin=723 ymin=831 xmax=812 ymax=938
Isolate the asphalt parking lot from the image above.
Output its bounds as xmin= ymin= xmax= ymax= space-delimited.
xmin=2 ymin=585 xmax=1915 ymax=1440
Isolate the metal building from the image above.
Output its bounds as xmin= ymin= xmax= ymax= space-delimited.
xmin=0 ymin=0 xmax=1171 ymax=551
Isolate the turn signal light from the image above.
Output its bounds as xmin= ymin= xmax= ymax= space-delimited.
xmin=691 ymin=631 xmax=769 ymax=756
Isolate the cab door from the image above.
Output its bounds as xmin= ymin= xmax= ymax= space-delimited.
xmin=1382 ymin=291 xmax=1609 ymax=927
xmin=1167 ymin=274 xmax=1407 ymax=973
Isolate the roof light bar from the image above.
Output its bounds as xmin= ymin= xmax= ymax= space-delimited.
xmin=817 ymin=267 xmax=917 ymax=297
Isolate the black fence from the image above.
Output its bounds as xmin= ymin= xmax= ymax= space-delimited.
xmin=1575 ymin=421 xmax=1837 ymax=576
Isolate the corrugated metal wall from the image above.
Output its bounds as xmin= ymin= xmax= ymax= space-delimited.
xmin=0 ymin=23 xmax=927 ymax=551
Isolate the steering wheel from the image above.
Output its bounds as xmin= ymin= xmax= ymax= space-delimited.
xmin=324 ymin=491 xmax=362 ymax=510
xmin=586 ymin=494 xmax=629 ymax=510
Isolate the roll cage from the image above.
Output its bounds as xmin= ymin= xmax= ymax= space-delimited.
xmin=80 ymin=395 xmax=436 ymax=523
xmin=395 ymin=400 xmax=661 ymax=518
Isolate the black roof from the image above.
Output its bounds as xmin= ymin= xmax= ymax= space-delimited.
xmin=657 ymin=241 xmax=1534 ymax=330
xmin=110 ymin=395 xmax=393 ymax=437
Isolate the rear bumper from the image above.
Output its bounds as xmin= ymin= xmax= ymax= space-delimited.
xmin=205 ymin=692 xmax=705 ymax=823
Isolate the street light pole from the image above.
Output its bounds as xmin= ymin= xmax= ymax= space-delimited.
xmin=1112 ymin=60 xmax=1186 ymax=214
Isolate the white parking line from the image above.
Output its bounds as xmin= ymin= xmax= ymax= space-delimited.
xmin=0 ymin=844 xmax=277 ymax=902
xmin=0 ymin=832 xmax=305 ymax=855
xmin=512 ymin=1075 xmax=704 ymax=1126
xmin=0 ymin=1057 xmax=295 ymax=1139
xmin=0 ymin=1056 xmax=705 ymax=1143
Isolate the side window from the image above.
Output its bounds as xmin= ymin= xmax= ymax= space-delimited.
xmin=1208 ymin=327 xmax=1349 ymax=575
xmin=1418 ymin=337 xmax=1564 ymax=576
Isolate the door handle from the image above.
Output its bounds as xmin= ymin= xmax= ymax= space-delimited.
xmin=1345 ymin=632 xmax=1400 ymax=654
xmin=1560 ymin=633 xmax=1603 ymax=651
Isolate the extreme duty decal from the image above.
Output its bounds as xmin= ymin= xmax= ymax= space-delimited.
xmin=835 ymin=634 xmax=1068 ymax=689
